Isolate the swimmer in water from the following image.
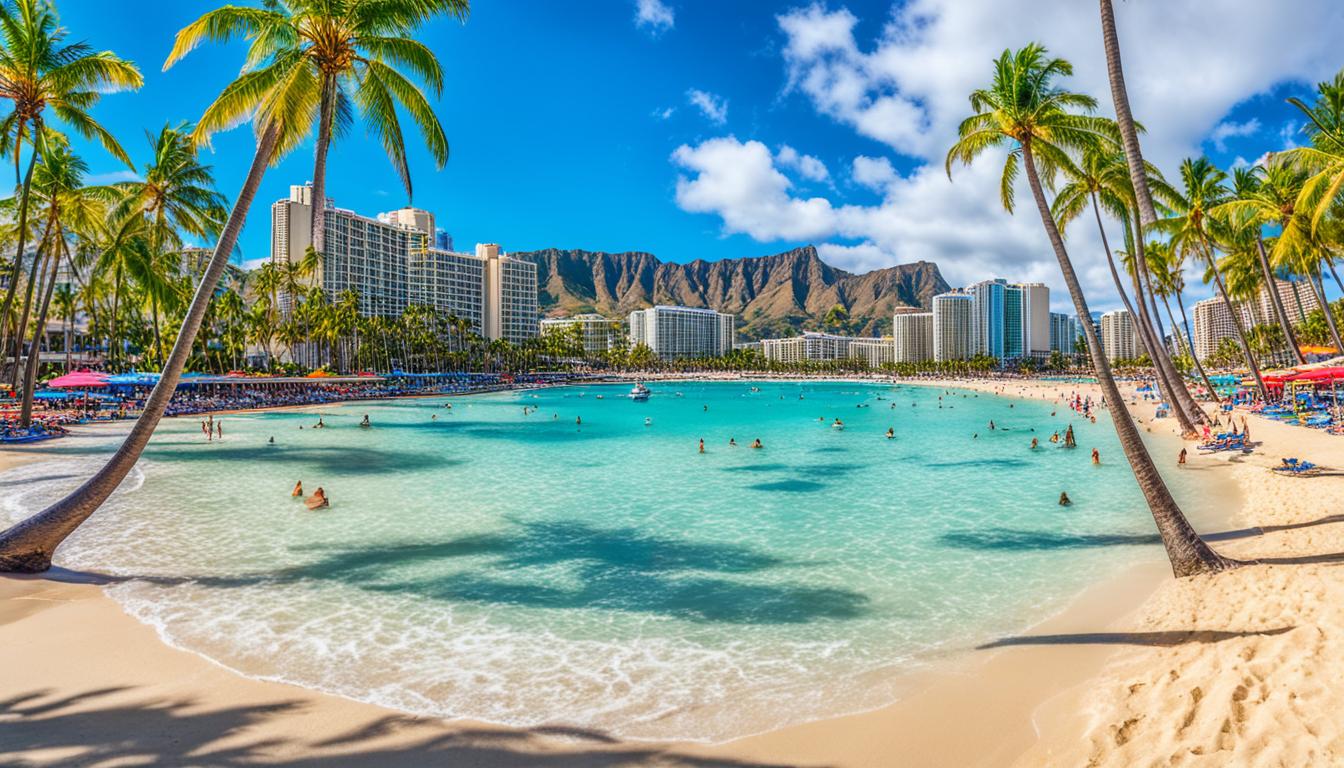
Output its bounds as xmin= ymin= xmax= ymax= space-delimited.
xmin=1031 ymin=437 xmax=1039 ymax=449
xmin=1059 ymin=492 xmax=1071 ymax=506
xmin=1091 ymin=448 xmax=1100 ymax=465
xmin=305 ymin=487 xmax=329 ymax=510
xmin=1178 ymin=448 xmax=1187 ymax=467
xmin=885 ymin=427 xmax=895 ymax=439
xmin=729 ymin=437 xmax=737 ymax=446
xmin=292 ymin=481 xmax=303 ymax=497
xmin=645 ymin=417 xmax=652 ymax=427
xmin=751 ymin=438 xmax=763 ymax=449
xmin=360 ymin=414 xmax=370 ymax=427
xmin=699 ymin=438 xmax=705 ymax=454
xmin=268 ymin=436 xmax=275 ymax=444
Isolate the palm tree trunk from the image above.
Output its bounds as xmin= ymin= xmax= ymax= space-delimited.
xmin=1309 ymin=269 xmax=1343 ymax=353
xmin=1091 ymin=195 xmax=1184 ymax=420
xmin=1162 ymin=292 xmax=1219 ymax=403
xmin=0 ymin=137 xmax=39 ymax=356
xmin=0 ymin=124 xmax=281 ymax=573
xmin=1327 ymin=257 xmax=1344 ymax=296
xmin=1129 ymin=230 xmax=1204 ymax=431
xmin=1201 ymin=243 xmax=1269 ymax=400
xmin=310 ymin=74 xmax=337 ymax=256
xmin=20 ymin=233 xmax=65 ymax=428
xmin=1099 ymin=0 xmax=1161 ymax=228
xmin=1255 ymin=238 xmax=1305 ymax=365
xmin=1023 ymin=142 xmax=1235 ymax=577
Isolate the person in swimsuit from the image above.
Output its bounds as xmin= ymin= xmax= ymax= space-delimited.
xmin=305 ymin=487 xmax=329 ymax=509
xmin=292 ymin=481 xmax=303 ymax=497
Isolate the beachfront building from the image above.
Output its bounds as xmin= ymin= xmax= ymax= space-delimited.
xmin=627 ymin=305 xmax=735 ymax=359
xmin=968 ymin=279 xmax=1006 ymax=358
xmin=1049 ymin=312 xmax=1078 ymax=354
xmin=892 ymin=311 xmax=934 ymax=363
xmin=849 ymin=338 xmax=894 ymax=367
xmin=932 ymin=291 xmax=974 ymax=362
xmin=1016 ymin=282 xmax=1051 ymax=357
xmin=1191 ymin=297 xmax=1242 ymax=361
xmin=1242 ymin=278 xmax=1321 ymax=328
xmin=271 ymin=184 xmax=538 ymax=343
xmin=539 ymin=313 xmax=621 ymax=355
xmin=1100 ymin=309 xmax=1138 ymax=362
xmin=760 ymin=331 xmax=852 ymax=363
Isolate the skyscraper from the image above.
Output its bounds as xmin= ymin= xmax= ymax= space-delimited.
xmin=932 ymin=291 xmax=974 ymax=362
xmin=1100 ymin=309 xmax=1138 ymax=361
xmin=968 ymin=279 xmax=1006 ymax=358
xmin=1049 ymin=312 xmax=1078 ymax=354
xmin=1016 ymin=282 xmax=1051 ymax=356
xmin=1003 ymin=284 xmax=1023 ymax=358
xmin=1192 ymin=297 xmax=1240 ymax=360
xmin=892 ymin=311 xmax=934 ymax=363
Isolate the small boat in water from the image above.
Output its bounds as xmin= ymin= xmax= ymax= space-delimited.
xmin=629 ymin=383 xmax=651 ymax=401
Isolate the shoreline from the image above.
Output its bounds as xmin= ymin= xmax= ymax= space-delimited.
xmin=4 ymin=376 xmax=1339 ymax=765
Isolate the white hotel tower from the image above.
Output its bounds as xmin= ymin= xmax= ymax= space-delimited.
xmin=270 ymin=184 xmax=538 ymax=343
xmin=628 ymin=305 xmax=735 ymax=360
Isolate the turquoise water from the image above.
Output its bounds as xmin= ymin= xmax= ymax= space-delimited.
xmin=0 ymin=381 xmax=1230 ymax=740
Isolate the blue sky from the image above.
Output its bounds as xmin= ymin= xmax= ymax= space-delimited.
xmin=52 ymin=1 xmax=1344 ymax=309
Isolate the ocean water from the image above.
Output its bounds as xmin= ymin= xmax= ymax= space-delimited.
xmin=0 ymin=381 xmax=1230 ymax=741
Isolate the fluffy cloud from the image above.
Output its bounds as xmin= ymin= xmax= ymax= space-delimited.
xmin=776 ymin=145 xmax=830 ymax=182
xmin=672 ymin=0 xmax=1344 ymax=310
xmin=672 ymin=137 xmax=836 ymax=241
xmin=1209 ymin=118 xmax=1261 ymax=152
xmin=686 ymin=88 xmax=729 ymax=124
xmin=634 ymin=0 xmax=674 ymax=34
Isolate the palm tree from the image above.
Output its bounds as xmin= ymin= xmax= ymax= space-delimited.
xmin=112 ymin=123 xmax=228 ymax=364
xmin=0 ymin=0 xmax=349 ymax=569
xmin=1159 ymin=158 xmax=1268 ymax=401
xmin=947 ymin=44 xmax=1235 ymax=577
xmin=1213 ymin=162 xmax=1307 ymax=364
xmin=1145 ymin=239 xmax=1219 ymax=399
xmin=0 ymin=0 xmax=141 ymax=363
xmin=1051 ymin=145 xmax=1203 ymax=433
xmin=165 ymin=0 xmax=466 ymax=256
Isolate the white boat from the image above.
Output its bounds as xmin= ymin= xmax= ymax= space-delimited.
xmin=629 ymin=383 xmax=651 ymax=401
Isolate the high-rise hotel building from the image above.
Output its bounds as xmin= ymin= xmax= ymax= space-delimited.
xmin=1100 ymin=309 xmax=1138 ymax=361
xmin=892 ymin=311 xmax=934 ymax=363
xmin=628 ymin=305 xmax=735 ymax=360
xmin=932 ymin=291 xmax=974 ymax=362
xmin=271 ymin=184 xmax=538 ymax=343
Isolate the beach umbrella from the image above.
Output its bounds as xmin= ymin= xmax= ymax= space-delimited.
xmin=45 ymin=370 xmax=110 ymax=388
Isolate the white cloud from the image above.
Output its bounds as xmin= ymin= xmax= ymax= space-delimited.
xmin=669 ymin=0 xmax=1344 ymax=311
xmin=653 ymin=106 xmax=676 ymax=120
xmin=850 ymin=155 xmax=898 ymax=192
xmin=241 ymin=256 xmax=269 ymax=272
xmin=634 ymin=0 xmax=674 ymax=34
xmin=776 ymin=145 xmax=830 ymax=182
xmin=672 ymin=137 xmax=836 ymax=241
xmin=1208 ymin=118 xmax=1260 ymax=151
xmin=686 ymin=88 xmax=729 ymax=124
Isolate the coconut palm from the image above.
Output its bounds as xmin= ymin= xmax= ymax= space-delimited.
xmin=1213 ymin=162 xmax=1307 ymax=364
xmin=1145 ymin=239 xmax=1219 ymax=398
xmin=0 ymin=0 xmax=141 ymax=364
xmin=165 ymin=0 xmax=467 ymax=256
xmin=947 ymin=44 xmax=1235 ymax=577
xmin=1158 ymin=158 xmax=1268 ymax=401
xmin=1051 ymin=145 xmax=1205 ymax=431
xmin=112 ymin=123 xmax=229 ymax=363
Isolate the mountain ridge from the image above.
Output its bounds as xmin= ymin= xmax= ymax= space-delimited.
xmin=512 ymin=245 xmax=950 ymax=340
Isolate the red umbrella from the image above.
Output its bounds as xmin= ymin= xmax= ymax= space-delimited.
xmin=45 ymin=370 xmax=110 ymax=388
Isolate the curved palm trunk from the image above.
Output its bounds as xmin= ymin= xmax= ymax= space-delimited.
xmin=1023 ymin=143 xmax=1235 ymax=578
xmin=0 ymin=141 xmax=40 ymax=356
xmin=1129 ymin=232 xmax=1204 ymax=431
xmin=1327 ymin=257 xmax=1344 ymax=296
xmin=7 ymin=217 xmax=56 ymax=388
xmin=1162 ymin=292 xmax=1220 ymax=404
xmin=1099 ymin=0 xmax=1160 ymax=227
xmin=1201 ymin=243 xmax=1269 ymax=400
xmin=309 ymin=75 xmax=337 ymax=256
xmin=20 ymin=233 xmax=65 ymax=428
xmin=1091 ymin=195 xmax=1185 ymax=424
xmin=0 ymin=125 xmax=280 ymax=573
xmin=1255 ymin=238 xmax=1305 ymax=365
xmin=1309 ymin=269 xmax=1343 ymax=353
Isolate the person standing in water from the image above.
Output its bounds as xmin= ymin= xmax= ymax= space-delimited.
xmin=292 ymin=481 xmax=303 ymax=497
xmin=1091 ymin=448 xmax=1100 ymax=465
xmin=699 ymin=438 xmax=705 ymax=454
xmin=1178 ymin=448 xmax=1187 ymax=467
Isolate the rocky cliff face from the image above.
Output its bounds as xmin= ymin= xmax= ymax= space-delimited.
xmin=513 ymin=245 xmax=950 ymax=339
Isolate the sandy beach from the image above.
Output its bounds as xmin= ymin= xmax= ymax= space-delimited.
xmin=3 ymin=377 xmax=1342 ymax=766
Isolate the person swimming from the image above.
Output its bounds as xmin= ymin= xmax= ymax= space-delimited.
xmin=431 ymin=414 xmax=437 ymax=420
xmin=1059 ymin=492 xmax=1071 ymax=506
xmin=645 ymin=417 xmax=652 ymax=427
xmin=885 ymin=427 xmax=895 ymax=439
xmin=832 ymin=418 xmax=844 ymax=429
xmin=268 ymin=436 xmax=275 ymax=445
xmin=698 ymin=438 xmax=706 ymax=454
xmin=729 ymin=437 xmax=737 ymax=446
xmin=360 ymin=414 xmax=370 ymax=427
xmin=1091 ymin=448 xmax=1100 ymax=465
xmin=1031 ymin=437 xmax=1039 ymax=449
xmin=751 ymin=438 xmax=763 ymax=449
xmin=305 ymin=487 xmax=329 ymax=510
xmin=1178 ymin=447 xmax=1187 ymax=467
xmin=291 ymin=481 xmax=303 ymax=497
